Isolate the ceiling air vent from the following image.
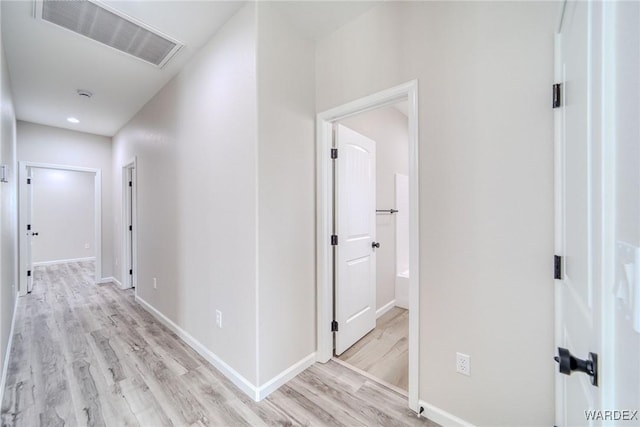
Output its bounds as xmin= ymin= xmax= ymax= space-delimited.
xmin=36 ymin=0 xmax=183 ymax=68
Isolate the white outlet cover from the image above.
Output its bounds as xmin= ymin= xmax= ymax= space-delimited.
xmin=456 ymin=352 xmax=470 ymax=376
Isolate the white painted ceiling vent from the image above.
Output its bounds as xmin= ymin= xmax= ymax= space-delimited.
xmin=36 ymin=0 xmax=183 ymax=67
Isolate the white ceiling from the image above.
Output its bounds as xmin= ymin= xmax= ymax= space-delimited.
xmin=1 ymin=1 xmax=246 ymax=136
xmin=1 ymin=1 xmax=380 ymax=137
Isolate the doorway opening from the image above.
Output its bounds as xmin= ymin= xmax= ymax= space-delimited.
xmin=18 ymin=162 xmax=102 ymax=296
xmin=316 ymin=80 xmax=420 ymax=411
xmin=122 ymin=159 xmax=137 ymax=292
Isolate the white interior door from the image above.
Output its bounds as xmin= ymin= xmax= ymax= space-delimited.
xmin=555 ymin=1 xmax=602 ymax=424
xmin=126 ymin=168 xmax=133 ymax=287
xmin=335 ymin=124 xmax=377 ymax=356
xmin=26 ymin=168 xmax=34 ymax=293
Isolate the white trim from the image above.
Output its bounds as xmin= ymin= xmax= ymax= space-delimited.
xmin=376 ymin=299 xmax=396 ymax=319
xmin=135 ymin=295 xmax=315 ymax=402
xmin=33 ymin=256 xmax=96 ymax=267
xmin=418 ymin=400 xmax=475 ymax=427
xmin=18 ymin=161 xmax=102 ymax=295
xmin=257 ymin=352 xmax=316 ymax=400
xmin=316 ymin=80 xmax=421 ymax=412
xmin=96 ymin=276 xmax=124 ymax=289
xmin=0 ymin=296 xmax=19 ymax=406
xmin=121 ymin=158 xmax=138 ymax=292
xmin=553 ymin=32 xmax=565 ymax=427
xmin=135 ymin=295 xmax=258 ymax=400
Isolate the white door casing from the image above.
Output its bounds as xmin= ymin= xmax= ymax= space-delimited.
xmin=26 ymin=168 xmax=33 ymax=293
xmin=18 ymin=161 xmax=102 ymax=295
xmin=554 ymin=0 xmax=618 ymax=424
xmin=334 ymin=124 xmax=377 ymax=356
xmin=122 ymin=158 xmax=137 ymax=291
xmin=316 ymin=80 xmax=420 ymax=412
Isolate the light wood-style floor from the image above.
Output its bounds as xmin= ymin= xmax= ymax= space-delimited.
xmin=1 ymin=262 xmax=437 ymax=427
xmin=337 ymin=307 xmax=408 ymax=392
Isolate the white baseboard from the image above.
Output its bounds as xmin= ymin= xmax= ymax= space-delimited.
xmin=257 ymin=352 xmax=316 ymax=400
xmin=97 ymin=276 xmax=124 ymax=289
xmin=33 ymin=256 xmax=96 ymax=267
xmin=135 ymin=295 xmax=259 ymax=400
xmin=376 ymin=299 xmax=396 ymax=318
xmin=419 ymin=400 xmax=475 ymax=427
xmin=135 ymin=295 xmax=315 ymax=402
xmin=0 ymin=295 xmax=19 ymax=407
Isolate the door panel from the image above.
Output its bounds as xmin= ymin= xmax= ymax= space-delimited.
xmin=26 ymin=168 xmax=33 ymax=293
xmin=335 ymin=124 xmax=377 ymax=355
xmin=556 ymin=1 xmax=601 ymax=424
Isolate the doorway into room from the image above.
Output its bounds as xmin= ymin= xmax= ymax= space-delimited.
xmin=18 ymin=162 xmax=102 ymax=295
xmin=332 ymin=103 xmax=410 ymax=394
xmin=316 ymin=80 xmax=420 ymax=411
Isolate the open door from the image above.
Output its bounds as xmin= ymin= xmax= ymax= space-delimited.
xmin=25 ymin=168 xmax=34 ymax=293
xmin=553 ymin=0 xmax=640 ymax=423
xmin=555 ymin=1 xmax=601 ymax=423
xmin=334 ymin=124 xmax=377 ymax=355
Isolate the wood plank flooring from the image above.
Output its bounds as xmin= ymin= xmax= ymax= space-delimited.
xmin=337 ymin=307 xmax=408 ymax=391
xmin=1 ymin=262 xmax=438 ymax=427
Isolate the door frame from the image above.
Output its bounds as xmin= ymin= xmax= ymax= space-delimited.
xmin=316 ymin=80 xmax=420 ymax=411
xmin=122 ymin=157 xmax=138 ymax=293
xmin=553 ymin=1 xmax=617 ymax=422
xmin=18 ymin=161 xmax=102 ymax=296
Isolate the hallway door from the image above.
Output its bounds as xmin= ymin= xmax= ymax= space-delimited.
xmin=334 ymin=124 xmax=377 ymax=355
xmin=25 ymin=168 xmax=33 ymax=293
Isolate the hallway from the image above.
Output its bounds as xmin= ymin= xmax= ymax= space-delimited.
xmin=0 ymin=262 xmax=436 ymax=426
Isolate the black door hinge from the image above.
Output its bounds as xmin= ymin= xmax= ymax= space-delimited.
xmin=129 ymin=225 xmax=132 ymax=231
xmin=27 ymin=270 xmax=31 ymax=277
xmin=331 ymin=235 xmax=338 ymax=246
xmin=129 ymin=269 xmax=133 ymax=275
xmin=553 ymin=83 xmax=562 ymax=108
xmin=129 ymin=181 xmax=132 ymax=187
xmin=27 ymin=224 xmax=31 ymax=231
xmin=554 ymin=255 xmax=562 ymax=280
xmin=27 ymin=178 xmax=31 ymax=184
xmin=331 ymin=148 xmax=338 ymax=159
xmin=331 ymin=320 xmax=339 ymax=332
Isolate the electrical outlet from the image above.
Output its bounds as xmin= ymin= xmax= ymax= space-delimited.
xmin=153 ymin=277 xmax=157 ymax=289
xmin=456 ymin=352 xmax=470 ymax=376
xmin=216 ymin=310 xmax=222 ymax=328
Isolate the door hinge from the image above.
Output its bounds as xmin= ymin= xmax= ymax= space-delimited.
xmin=330 ymin=148 xmax=338 ymax=159
xmin=553 ymin=83 xmax=562 ymax=108
xmin=129 ymin=181 xmax=132 ymax=187
xmin=27 ymin=178 xmax=31 ymax=184
xmin=27 ymin=224 xmax=31 ymax=231
xmin=129 ymin=269 xmax=133 ymax=275
xmin=27 ymin=270 xmax=31 ymax=277
xmin=129 ymin=225 xmax=132 ymax=231
xmin=554 ymin=255 xmax=562 ymax=280
xmin=331 ymin=235 xmax=338 ymax=246
xmin=331 ymin=320 xmax=339 ymax=332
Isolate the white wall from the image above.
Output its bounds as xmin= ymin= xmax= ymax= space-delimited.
xmin=31 ymin=168 xmax=95 ymax=264
xmin=316 ymin=2 xmax=557 ymax=425
xmin=256 ymin=2 xmax=316 ymax=385
xmin=113 ymin=4 xmax=259 ymax=384
xmin=16 ymin=122 xmax=113 ymax=278
xmin=340 ymin=106 xmax=408 ymax=312
xmin=0 ymin=6 xmax=18 ymax=397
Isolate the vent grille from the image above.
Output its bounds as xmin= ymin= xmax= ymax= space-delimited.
xmin=39 ymin=0 xmax=182 ymax=67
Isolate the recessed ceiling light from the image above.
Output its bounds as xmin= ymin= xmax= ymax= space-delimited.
xmin=67 ymin=117 xmax=80 ymax=124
